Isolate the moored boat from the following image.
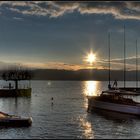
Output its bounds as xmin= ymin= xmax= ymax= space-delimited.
xmin=0 ymin=111 xmax=32 ymax=127
xmin=87 ymin=90 xmax=140 ymax=116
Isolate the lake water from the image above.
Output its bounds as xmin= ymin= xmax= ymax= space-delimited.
xmin=0 ymin=80 xmax=140 ymax=139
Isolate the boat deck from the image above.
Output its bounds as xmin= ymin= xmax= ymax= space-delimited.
xmin=111 ymin=87 xmax=140 ymax=92
xmin=89 ymin=95 xmax=140 ymax=106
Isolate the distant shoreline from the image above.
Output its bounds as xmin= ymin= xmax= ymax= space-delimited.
xmin=0 ymin=69 xmax=139 ymax=81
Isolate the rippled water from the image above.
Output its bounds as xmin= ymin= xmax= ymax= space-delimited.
xmin=0 ymin=80 xmax=139 ymax=139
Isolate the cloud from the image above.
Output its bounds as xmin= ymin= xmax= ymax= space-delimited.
xmin=0 ymin=61 xmax=21 ymax=70
xmin=0 ymin=1 xmax=140 ymax=20
xmin=20 ymin=61 xmax=85 ymax=70
xmin=0 ymin=60 xmax=83 ymax=70
xmin=97 ymin=55 xmax=140 ymax=70
xmin=0 ymin=58 xmax=138 ymax=71
xmin=13 ymin=16 xmax=23 ymax=21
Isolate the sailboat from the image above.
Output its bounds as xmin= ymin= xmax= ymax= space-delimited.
xmin=110 ymin=26 xmax=140 ymax=92
xmin=87 ymin=28 xmax=140 ymax=116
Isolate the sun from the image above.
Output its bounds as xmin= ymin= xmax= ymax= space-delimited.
xmin=85 ymin=52 xmax=96 ymax=65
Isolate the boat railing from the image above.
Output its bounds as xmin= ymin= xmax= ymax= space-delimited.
xmin=101 ymin=90 xmax=140 ymax=96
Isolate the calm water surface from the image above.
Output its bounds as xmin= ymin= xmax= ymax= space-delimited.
xmin=0 ymin=80 xmax=139 ymax=139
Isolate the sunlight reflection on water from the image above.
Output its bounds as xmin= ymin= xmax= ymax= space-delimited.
xmin=0 ymin=80 xmax=139 ymax=139
xmin=79 ymin=116 xmax=94 ymax=139
xmin=83 ymin=81 xmax=100 ymax=96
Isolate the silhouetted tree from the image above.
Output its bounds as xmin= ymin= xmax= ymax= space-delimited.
xmin=2 ymin=69 xmax=32 ymax=90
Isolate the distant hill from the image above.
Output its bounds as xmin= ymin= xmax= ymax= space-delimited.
xmin=30 ymin=69 xmax=139 ymax=81
xmin=0 ymin=68 xmax=138 ymax=81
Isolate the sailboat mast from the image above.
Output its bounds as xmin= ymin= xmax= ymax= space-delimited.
xmin=108 ymin=32 xmax=111 ymax=87
xmin=124 ymin=25 xmax=126 ymax=88
xmin=136 ymin=39 xmax=138 ymax=88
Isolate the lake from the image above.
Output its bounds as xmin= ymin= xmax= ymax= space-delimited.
xmin=0 ymin=80 xmax=140 ymax=139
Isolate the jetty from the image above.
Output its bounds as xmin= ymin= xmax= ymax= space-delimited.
xmin=0 ymin=69 xmax=32 ymax=97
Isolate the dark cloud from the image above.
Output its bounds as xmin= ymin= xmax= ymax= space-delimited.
xmin=0 ymin=1 xmax=140 ymax=20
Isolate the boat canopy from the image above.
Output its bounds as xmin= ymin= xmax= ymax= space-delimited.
xmin=102 ymin=90 xmax=140 ymax=96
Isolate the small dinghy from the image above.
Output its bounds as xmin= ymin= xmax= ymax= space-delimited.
xmin=0 ymin=111 xmax=32 ymax=127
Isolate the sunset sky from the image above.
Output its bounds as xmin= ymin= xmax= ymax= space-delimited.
xmin=0 ymin=1 xmax=140 ymax=70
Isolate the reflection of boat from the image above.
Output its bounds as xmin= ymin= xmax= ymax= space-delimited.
xmin=90 ymin=107 xmax=139 ymax=122
xmin=88 ymin=90 xmax=140 ymax=116
xmin=0 ymin=88 xmax=32 ymax=97
xmin=0 ymin=111 xmax=32 ymax=127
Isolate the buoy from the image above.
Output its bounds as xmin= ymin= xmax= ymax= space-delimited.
xmin=51 ymin=97 xmax=54 ymax=106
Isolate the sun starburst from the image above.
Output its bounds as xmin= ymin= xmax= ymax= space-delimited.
xmin=85 ymin=52 xmax=96 ymax=65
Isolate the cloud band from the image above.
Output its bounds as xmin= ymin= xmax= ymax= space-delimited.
xmin=0 ymin=1 xmax=140 ymax=20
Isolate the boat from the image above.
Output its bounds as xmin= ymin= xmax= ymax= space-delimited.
xmin=87 ymin=27 xmax=140 ymax=115
xmin=0 ymin=111 xmax=32 ymax=127
xmin=87 ymin=89 xmax=140 ymax=116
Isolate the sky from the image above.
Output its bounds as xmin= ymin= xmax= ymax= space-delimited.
xmin=0 ymin=1 xmax=140 ymax=70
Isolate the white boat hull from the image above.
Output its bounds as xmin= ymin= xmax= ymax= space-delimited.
xmin=88 ymin=98 xmax=140 ymax=116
